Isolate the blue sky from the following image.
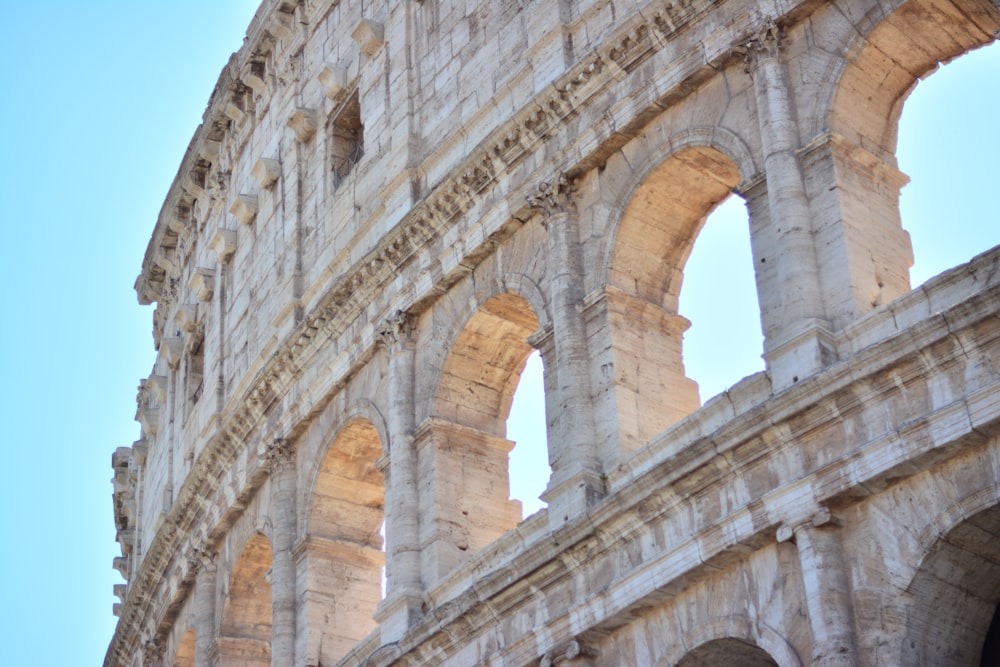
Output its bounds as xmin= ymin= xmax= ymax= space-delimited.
xmin=0 ymin=4 xmax=995 ymax=666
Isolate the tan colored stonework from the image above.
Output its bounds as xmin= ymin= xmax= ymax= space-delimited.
xmin=109 ymin=1 xmax=1000 ymax=666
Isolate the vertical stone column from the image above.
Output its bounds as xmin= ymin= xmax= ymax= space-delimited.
xmin=528 ymin=175 xmax=604 ymax=528
xmin=262 ymin=439 xmax=296 ymax=667
xmin=193 ymin=549 xmax=218 ymax=667
xmin=780 ymin=508 xmax=858 ymax=667
xmin=374 ymin=311 xmax=424 ymax=643
xmin=743 ymin=22 xmax=834 ymax=389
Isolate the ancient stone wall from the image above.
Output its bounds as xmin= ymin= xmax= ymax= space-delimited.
xmin=109 ymin=1 xmax=1000 ymax=665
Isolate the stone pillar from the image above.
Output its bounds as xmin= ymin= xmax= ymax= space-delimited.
xmin=581 ymin=285 xmax=700 ymax=460
xmin=528 ymin=175 xmax=604 ymax=528
xmin=414 ymin=418 xmax=522 ymax=583
xmin=780 ymin=508 xmax=858 ymax=667
xmin=193 ymin=549 xmax=218 ymax=667
xmin=295 ymin=536 xmax=383 ymax=666
xmin=799 ymin=131 xmax=913 ymax=330
xmin=744 ymin=23 xmax=834 ymax=389
xmin=374 ymin=311 xmax=425 ymax=643
xmin=262 ymin=440 xmax=296 ymax=667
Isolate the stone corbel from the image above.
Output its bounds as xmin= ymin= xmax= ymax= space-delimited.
xmin=209 ymin=227 xmax=237 ymax=263
xmin=199 ymin=138 xmax=221 ymax=162
xmin=269 ymin=10 xmax=295 ymax=41
xmin=287 ymin=108 xmax=318 ymax=142
xmin=251 ymin=157 xmax=281 ymax=188
xmin=241 ymin=59 xmax=267 ymax=95
xmin=189 ymin=268 xmax=215 ymax=302
xmin=167 ymin=205 xmax=191 ymax=235
xmin=132 ymin=438 xmax=148 ymax=466
xmin=117 ymin=528 xmax=136 ymax=555
xmin=147 ymin=374 xmax=168 ymax=403
xmin=230 ymin=194 xmax=258 ymax=226
xmin=153 ymin=252 xmax=179 ymax=278
xmin=352 ymin=19 xmax=385 ymax=56
xmin=319 ymin=64 xmax=349 ymax=99
xmin=162 ymin=336 xmax=184 ymax=369
xmin=136 ymin=404 xmax=160 ymax=436
xmin=173 ymin=304 xmax=198 ymax=333
xmin=223 ymin=98 xmax=246 ymax=123
xmin=184 ymin=171 xmax=207 ymax=199
xmin=112 ymin=555 xmax=130 ymax=578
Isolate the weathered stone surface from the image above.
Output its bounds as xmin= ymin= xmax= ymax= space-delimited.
xmin=109 ymin=2 xmax=1000 ymax=666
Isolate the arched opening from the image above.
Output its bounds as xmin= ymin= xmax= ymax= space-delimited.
xmin=172 ymin=628 xmax=195 ymax=667
xmin=825 ymin=0 xmax=1000 ymax=317
xmin=507 ymin=350 xmax=549 ymax=518
xmin=902 ymin=505 xmax=1000 ymax=666
xmin=219 ymin=533 xmax=272 ymax=667
xmin=676 ymin=637 xmax=779 ymax=667
xmin=300 ymin=418 xmax=384 ymax=666
xmin=897 ymin=41 xmax=1000 ymax=287
xmin=421 ymin=292 xmax=544 ymax=581
xmin=678 ymin=194 xmax=764 ymax=402
xmin=604 ymin=145 xmax=748 ymax=454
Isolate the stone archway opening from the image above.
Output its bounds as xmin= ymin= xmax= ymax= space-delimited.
xmin=896 ymin=40 xmax=1000 ymax=287
xmin=827 ymin=0 xmax=1000 ymax=310
xmin=219 ymin=533 xmax=272 ymax=667
xmin=421 ymin=292 xmax=545 ymax=580
xmin=604 ymin=145 xmax=750 ymax=455
xmin=507 ymin=349 xmax=549 ymax=518
xmin=676 ymin=637 xmax=779 ymax=667
xmin=902 ymin=505 xmax=1000 ymax=666
xmin=678 ymin=193 xmax=763 ymax=402
xmin=301 ymin=417 xmax=385 ymax=666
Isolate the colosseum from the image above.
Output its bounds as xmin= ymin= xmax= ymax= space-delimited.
xmin=108 ymin=1 xmax=1000 ymax=665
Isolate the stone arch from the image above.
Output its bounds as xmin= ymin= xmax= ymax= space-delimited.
xmin=901 ymin=501 xmax=1000 ymax=666
xmin=497 ymin=272 xmax=551 ymax=331
xmin=608 ymin=143 xmax=743 ymax=307
xmin=658 ymin=616 xmax=802 ymax=667
xmin=306 ymin=416 xmax=385 ymax=545
xmin=431 ymin=291 xmax=542 ymax=438
xmin=828 ymin=0 xmax=1000 ymax=162
xmin=596 ymin=127 xmax=757 ymax=284
xmin=298 ymin=416 xmax=385 ymax=666
xmin=172 ymin=628 xmax=195 ymax=667
xmin=591 ymin=141 xmax=750 ymax=455
xmin=806 ymin=0 xmax=1000 ymax=323
xmin=419 ymin=290 xmax=542 ymax=582
xmin=219 ymin=532 xmax=272 ymax=667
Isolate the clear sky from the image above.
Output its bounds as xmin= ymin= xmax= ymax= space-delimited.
xmin=0 ymin=4 xmax=995 ymax=666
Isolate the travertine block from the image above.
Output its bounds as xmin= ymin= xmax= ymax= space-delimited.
xmin=251 ymin=157 xmax=281 ymax=188
xmin=229 ymin=194 xmax=258 ymax=226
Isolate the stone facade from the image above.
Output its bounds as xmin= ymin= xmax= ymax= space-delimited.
xmin=108 ymin=1 xmax=1000 ymax=665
